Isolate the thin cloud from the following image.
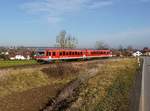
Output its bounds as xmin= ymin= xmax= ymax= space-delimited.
xmin=21 ymin=0 xmax=114 ymax=23
xmin=88 ymin=1 xmax=113 ymax=9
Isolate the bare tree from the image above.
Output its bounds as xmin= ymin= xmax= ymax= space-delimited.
xmin=118 ymin=45 xmax=124 ymax=51
xmin=95 ymin=41 xmax=109 ymax=50
xmin=56 ymin=30 xmax=78 ymax=48
xmin=127 ymin=45 xmax=133 ymax=51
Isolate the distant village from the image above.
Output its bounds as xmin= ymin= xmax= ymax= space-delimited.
xmin=0 ymin=46 xmax=150 ymax=60
xmin=0 ymin=47 xmax=37 ymax=60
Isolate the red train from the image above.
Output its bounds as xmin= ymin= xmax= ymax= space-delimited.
xmin=35 ymin=49 xmax=112 ymax=63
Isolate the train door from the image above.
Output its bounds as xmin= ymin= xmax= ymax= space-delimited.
xmin=46 ymin=51 xmax=52 ymax=61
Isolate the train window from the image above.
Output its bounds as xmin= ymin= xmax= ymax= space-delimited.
xmin=75 ymin=52 xmax=77 ymax=55
xmin=52 ymin=52 xmax=56 ymax=56
xmin=69 ymin=52 xmax=71 ymax=55
xmin=46 ymin=52 xmax=48 ymax=56
xmin=47 ymin=52 xmax=51 ymax=56
xmin=60 ymin=52 xmax=62 ymax=56
xmin=63 ymin=51 xmax=65 ymax=55
xmin=77 ymin=52 xmax=79 ymax=55
xmin=72 ymin=52 xmax=74 ymax=55
xmin=81 ymin=52 xmax=83 ymax=55
xmin=66 ymin=52 xmax=68 ymax=55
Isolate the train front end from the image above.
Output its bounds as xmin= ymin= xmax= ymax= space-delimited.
xmin=34 ymin=50 xmax=50 ymax=63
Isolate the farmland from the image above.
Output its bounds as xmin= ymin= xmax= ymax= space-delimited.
xmin=0 ymin=58 xmax=139 ymax=111
xmin=0 ymin=60 xmax=37 ymax=68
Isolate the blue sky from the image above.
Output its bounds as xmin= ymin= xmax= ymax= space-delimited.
xmin=0 ymin=0 xmax=150 ymax=48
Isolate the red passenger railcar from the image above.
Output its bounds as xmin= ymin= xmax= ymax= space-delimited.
xmin=35 ymin=48 xmax=112 ymax=62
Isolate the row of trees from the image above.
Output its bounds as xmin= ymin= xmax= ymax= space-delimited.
xmin=55 ymin=30 xmax=109 ymax=49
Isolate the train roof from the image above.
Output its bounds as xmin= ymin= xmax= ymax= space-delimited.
xmin=35 ymin=47 xmax=111 ymax=52
xmin=37 ymin=48 xmax=111 ymax=51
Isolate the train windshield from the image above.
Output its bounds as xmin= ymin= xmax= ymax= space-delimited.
xmin=36 ymin=51 xmax=45 ymax=56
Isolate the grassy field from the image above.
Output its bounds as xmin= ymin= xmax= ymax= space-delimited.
xmin=0 ymin=62 xmax=82 ymax=111
xmin=0 ymin=60 xmax=37 ymax=68
xmin=67 ymin=58 xmax=139 ymax=111
xmin=0 ymin=63 xmax=80 ymax=97
xmin=0 ymin=58 xmax=139 ymax=111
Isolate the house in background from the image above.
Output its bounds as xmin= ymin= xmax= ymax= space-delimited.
xmin=10 ymin=55 xmax=25 ymax=60
xmin=142 ymin=47 xmax=150 ymax=56
xmin=10 ymin=55 xmax=31 ymax=60
xmin=132 ymin=51 xmax=142 ymax=57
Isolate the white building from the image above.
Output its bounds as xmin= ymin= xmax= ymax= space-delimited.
xmin=16 ymin=55 xmax=26 ymax=60
xmin=132 ymin=51 xmax=142 ymax=57
xmin=10 ymin=55 xmax=26 ymax=60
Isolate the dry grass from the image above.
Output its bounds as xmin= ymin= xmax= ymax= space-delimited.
xmin=0 ymin=68 xmax=50 ymax=97
xmin=0 ymin=62 xmax=84 ymax=111
xmin=66 ymin=58 xmax=139 ymax=111
xmin=0 ymin=58 xmax=138 ymax=111
xmin=0 ymin=62 xmax=84 ymax=98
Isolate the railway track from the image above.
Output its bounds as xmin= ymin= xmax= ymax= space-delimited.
xmin=0 ymin=57 xmax=119 ymax=70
